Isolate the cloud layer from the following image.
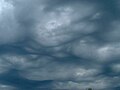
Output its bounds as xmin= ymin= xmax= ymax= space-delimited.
xmin=0 ymin=0 xmax=120 ymax=90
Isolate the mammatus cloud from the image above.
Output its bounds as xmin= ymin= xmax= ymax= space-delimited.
xmin=0 ymin=0 xmax=120 ymax=90
xmin=29 ymin=1 xmax=98 ymax=46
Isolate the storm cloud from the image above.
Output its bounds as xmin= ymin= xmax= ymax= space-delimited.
xmin=0 ymin=0 xmax=120 ymax=90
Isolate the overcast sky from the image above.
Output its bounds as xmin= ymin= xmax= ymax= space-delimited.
xmin=0 ymin=0 xmax=120 ymax=90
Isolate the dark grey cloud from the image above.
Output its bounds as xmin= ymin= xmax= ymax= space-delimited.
xmin=0 ymin=0 xmax=120 ymax=90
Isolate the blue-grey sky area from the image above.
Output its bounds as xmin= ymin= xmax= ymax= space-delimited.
xmin=0 ymin=0 xmax=120 ymax=90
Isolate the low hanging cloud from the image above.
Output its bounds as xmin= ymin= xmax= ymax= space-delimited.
xmin=0 ymin=0 xmax=120 ymax=90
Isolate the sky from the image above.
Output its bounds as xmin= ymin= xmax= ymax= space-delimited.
xmin=0 ymin=0 xmax=120 ymax=90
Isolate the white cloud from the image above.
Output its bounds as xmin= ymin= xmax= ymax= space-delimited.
xmin=0 ymin=84 xmax=17 ymax=90
xmin=70 ymin=37 xmax=120 ymax=62
xmin=0 ymin=0 xmax=24 ymax=44
xmin=52 ymin=76 xmax=119 ymax=89
xmin=30 ymin=1 xmax=98 ymax=46
xmin=19 ymin=55 xmax=101 ymax=81
xmin=0 ymin=54 xmax=38 ymax=71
